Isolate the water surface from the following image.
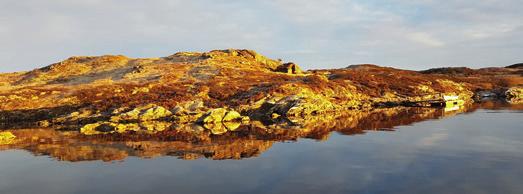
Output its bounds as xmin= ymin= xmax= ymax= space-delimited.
xmin=0 ymin=103 xmax=522 ymax=194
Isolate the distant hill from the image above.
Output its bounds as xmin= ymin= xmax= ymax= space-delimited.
xmin=506 ymin=63 xmax=523 ymax=69
xmin=419 ymin=67 xmax=475 ymax=75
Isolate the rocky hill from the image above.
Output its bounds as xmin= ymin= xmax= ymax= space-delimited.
xmin=0 ymin=49 xmax=522 ymax=134
xmin=506 ymin=63 xmax=523 ymax=69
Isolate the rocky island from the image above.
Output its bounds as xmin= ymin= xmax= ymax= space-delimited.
xmin=0 ymin=49 xmax=522 ymax=161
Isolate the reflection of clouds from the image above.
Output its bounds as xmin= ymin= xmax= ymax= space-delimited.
xmin=418 ymin=131 xmax=449 ymax=147
xmin=467 ymin=136 xmax=523 ymax=153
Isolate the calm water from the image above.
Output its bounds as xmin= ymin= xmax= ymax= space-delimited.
xmin=0 ymin=105 xmax=522 ymax=194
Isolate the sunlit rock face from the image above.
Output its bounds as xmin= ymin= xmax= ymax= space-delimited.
xmin=0 ymin=49 xmax=521 ymax=162
xmin=1 ymin=49 xmax=521 ymax=129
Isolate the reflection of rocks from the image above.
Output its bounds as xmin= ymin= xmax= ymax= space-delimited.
xmin=1 ymin=103 xmax=520 ymax=162
xmin=203 ymin=121 xmax=241 ymax=135
xmin=0 ymin=131 xmax=16 ymax=145
xmin=80 ymin=121 xmax=172 ymax=135
xmin=197 ymin=108 xmax=248 ymax=135
xmin=2 ymin=50 xmax=520 ymax=130
xmin=198 ymin=108 xmax=246 ymax=123
xmin=203 ymin=122 xmax=227 ymax=135
xmin=1 ymin=128 xmax=273 ymax=161
xmin=505 ymin=87 xmax=523 ymax=104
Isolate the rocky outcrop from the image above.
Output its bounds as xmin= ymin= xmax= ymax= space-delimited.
xmin=0 ymin=49 xmax=521 ymax=132
xmin=198 ymin=108 xmax=246 ymax=123
xmin=110 ymin=104 xmax=172 ymax=122
xmin=276 ymin=62 xmax=303 ymax=74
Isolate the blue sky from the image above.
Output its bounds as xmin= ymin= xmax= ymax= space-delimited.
xmin=0 ymin=0 xmax=522 ymax=72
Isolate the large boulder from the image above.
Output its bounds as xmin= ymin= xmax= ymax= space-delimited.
xmin=276 ymin=62 xmax=303 ymax=74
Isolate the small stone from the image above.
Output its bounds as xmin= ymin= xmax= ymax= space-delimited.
xmin=0 ymin=132 xmax=16 ymax=145
xmin=80 ymin=123 xmax=105 ymax=135
xmin=222 ymin=110 xmax=242 ymax=122
xmin=37 ymin=120 xmax=51 ymax=127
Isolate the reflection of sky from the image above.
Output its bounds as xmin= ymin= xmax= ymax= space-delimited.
xmin=1 ymin=0 xmax=522 ymax=72
xmin=0 ymin=109 xmax=522 ymax=193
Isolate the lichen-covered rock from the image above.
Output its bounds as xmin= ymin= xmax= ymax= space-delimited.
xmin=222 ymin=110 xmax=242 ymax=122
xmin=0 ymin=131 xmax=16 ymax=145
xmin=203 ymin=122 xmax=228 ymax=135
xmin=110 ymin=104 xmax=172 ymax=122
xmin=198 ymin=108 xmax=247 ymax=124
xmin=80 ymin=122 xmax=140 ymax=135
xmin=111 ymin=108 xmax=141 ymax=122
xmin=266 ymin=92 xmax=336 ymax=118
xmin=199 ymin=108 xmax=228 ymax=123
xmin=506 ymin=87 xmax=523 ymax=103
xmin=197 ymin=108 xmax=246 ymax=134
xmin=223 ymin=121 xmax=241 ymax=131
xmin=53 ymin=109 xmax=96 ymax=124
xmin=140 ymin=121 xmax=172 ymax=132
xmin=80 ymin=123 xmax=106 ymax=135
xmin=140 ymin=106 xmax=172 ymax=121
xmin=276 ymin=62 xmax=303 ymax=74
xmin=172 ymin=100 xmax=206 ymax=116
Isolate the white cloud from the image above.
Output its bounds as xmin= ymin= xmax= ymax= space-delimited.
xmin=408 ymin=32 xmax=445 ymax=47
xmin=418 ymin=132 xmax=449 ymax=147
xmin=0 ymin=0 xmax=522 ymax=72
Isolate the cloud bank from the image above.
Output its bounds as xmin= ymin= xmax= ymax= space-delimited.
xmin=0 ymin=0 xmax=522 ymax=72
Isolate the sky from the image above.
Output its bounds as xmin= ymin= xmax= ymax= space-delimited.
xmin=0 ymin=0 xmax=522 ymax=72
